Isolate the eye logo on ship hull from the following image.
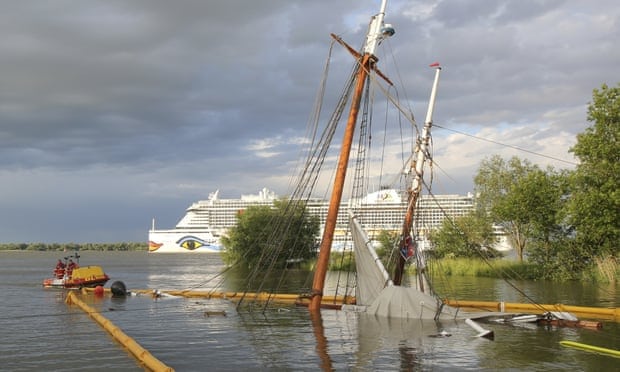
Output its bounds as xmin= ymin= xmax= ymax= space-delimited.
xmin=176 ymin=236 xmax=211 ymax=250
xmin=148 ymin=241 xmax=163 ymax=252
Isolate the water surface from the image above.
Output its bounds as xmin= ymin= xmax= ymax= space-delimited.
xmin=1 ymin=251 xmax=617 ymax=371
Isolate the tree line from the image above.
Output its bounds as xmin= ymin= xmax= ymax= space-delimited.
xmin=0 ymin=242 xmax=147 ymax=251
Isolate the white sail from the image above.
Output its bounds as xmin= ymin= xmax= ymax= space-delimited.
xmin=350 ymin=211 xmax=464 ymax=319
xmin=349 ymin=211 xmax=392 ymax=306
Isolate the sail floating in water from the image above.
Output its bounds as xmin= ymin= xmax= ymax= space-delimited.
xmin=347 ymin=211 xmax=463 ymax=320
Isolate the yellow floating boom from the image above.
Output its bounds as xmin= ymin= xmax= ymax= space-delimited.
xmin=81 ymin=287 xmax=617 ymax=322
xmin=560 ymin=340 xmax=620 ymax=358
xmin=110 ymin=288 xmax=355 ymax=308
xmin=66 ymin=292 xmax=174 ymax=372
xmin=443 ymin=299 xmax=619 ymax=322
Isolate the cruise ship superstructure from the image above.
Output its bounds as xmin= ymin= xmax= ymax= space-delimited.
xmin=148 ymin=188 xmax=478 ymax=253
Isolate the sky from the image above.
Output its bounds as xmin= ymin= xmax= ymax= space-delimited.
xmin=0 ymin=0 xmax=618 ymax=243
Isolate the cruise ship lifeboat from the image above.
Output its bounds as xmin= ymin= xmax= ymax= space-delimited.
xmin=42 ymin=254 xmax=110 ymax=289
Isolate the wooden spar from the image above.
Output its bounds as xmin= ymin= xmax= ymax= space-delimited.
xmin=393 ymin=65 xmax=442 ymax=286
xmin=309 ymin=0 xmax=391 ymax=311
xmin=309 ymin=54 xmax=372 ymax=311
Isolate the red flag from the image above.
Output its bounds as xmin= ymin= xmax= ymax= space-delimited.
xmin=429 ymin=62 xmax=440 ymax=67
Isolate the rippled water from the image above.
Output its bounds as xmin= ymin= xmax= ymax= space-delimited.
xmin=1 ymin=251 xmax=617 ymax=371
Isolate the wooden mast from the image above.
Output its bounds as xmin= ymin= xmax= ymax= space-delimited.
xmin=309 ymin=0 xmax=391 ymax=311
xmin=393 ymin=64 xmax=442 ymax=287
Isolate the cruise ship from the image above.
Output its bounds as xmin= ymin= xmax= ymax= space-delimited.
xmin=148 ymin=188 xmax=478 ymax=253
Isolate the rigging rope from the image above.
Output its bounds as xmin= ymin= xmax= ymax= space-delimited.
xmin=227 ymin=30 xmax=581 ymax=315
xmin=234 ymin=43 xmax=362 ymax=312
xmin=434 ymin=123 xmax=579 ymax=166
xmin=420 ymin=179 xmax=561 ymax=314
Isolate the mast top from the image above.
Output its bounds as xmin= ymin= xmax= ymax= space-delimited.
xmin=363 ymin=0 xmax=394 ymax=56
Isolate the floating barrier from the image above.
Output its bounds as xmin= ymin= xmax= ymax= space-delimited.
xmin=80 ymin=287 xmax=617 ymax=323
xmin=444 ymin=299 xmax=618 ymax=323
xmin=66 ymin=291 xmax=174 ymax=372
xmin=560 ymin=340 xmax=620 ymax=358
xmin=81 ymin=287 xmax=354 ymax=308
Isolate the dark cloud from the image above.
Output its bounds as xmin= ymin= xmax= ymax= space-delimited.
xmin=0 ymin=0 xmax=617 ymax=242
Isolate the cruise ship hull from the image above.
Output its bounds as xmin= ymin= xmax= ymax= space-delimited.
xmin=148 ymin=229 xmax=221 ymax=253
xmin=146 ymin=188 xmax=502 ymax=253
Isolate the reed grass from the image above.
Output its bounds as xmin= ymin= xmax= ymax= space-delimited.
xmin=326 ymin=253 xmax=618 ymax=282
xmin=590 ymin=255 xmax=618 ymax=283
xmin=430 ymin=258 xmax=537 ymax=279
xmin=328 ymin=252 xmax=355 ymax=271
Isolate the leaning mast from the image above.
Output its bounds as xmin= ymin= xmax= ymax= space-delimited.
xmin=309 ymin=0 xmax=393 ymax=311
xmin=393 ymin=64 xmax=442 ymax=287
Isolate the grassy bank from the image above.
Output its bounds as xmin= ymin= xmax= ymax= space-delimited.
xmin=429 ymin=257 xmax=537 ymax=280
xmin=326 ymin=253 xmax=537 ymax=280
xmin=327 ymin=253 xmax=618 ymax=283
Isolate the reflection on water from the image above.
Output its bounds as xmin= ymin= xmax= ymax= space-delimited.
xmin=355 ymin=315 xmax=463 ymax=370
xmin=0 ymin=251 xmax=618 ymax=371
xmin=431 ymin=273 xmax=619 ymax=307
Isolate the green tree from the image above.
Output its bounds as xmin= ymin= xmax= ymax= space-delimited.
xmin=567 ymin=83 xmax=620 ymax=259
xmin=474 ymin=155 xmax=571 ymax=265
xmin=474 ymin=155 xmax=541 ymax=262
xmin=221 ymin=199 xmax=320 ymax=269
xmin=430 ymin=211 xmax=499 ymax=259
xmin=519 ymin=168 xmax=581 ymax=279
xmin=375 ymin=229 xmax=399 ymax=270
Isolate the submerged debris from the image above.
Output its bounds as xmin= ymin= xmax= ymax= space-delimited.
xmin=428 ymin=330 xmax=452 ymax=338
xmin=204 ymin=310 xmax=227 ymax=317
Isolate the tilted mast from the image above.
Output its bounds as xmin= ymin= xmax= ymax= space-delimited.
xmin=309 ymin=0 xmax=393 ymax=311
xmin=393 ymin=64 xmax=442 ymax=287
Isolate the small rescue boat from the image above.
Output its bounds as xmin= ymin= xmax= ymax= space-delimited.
xmin=42 ymin=253 xmax=110 ymax=289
